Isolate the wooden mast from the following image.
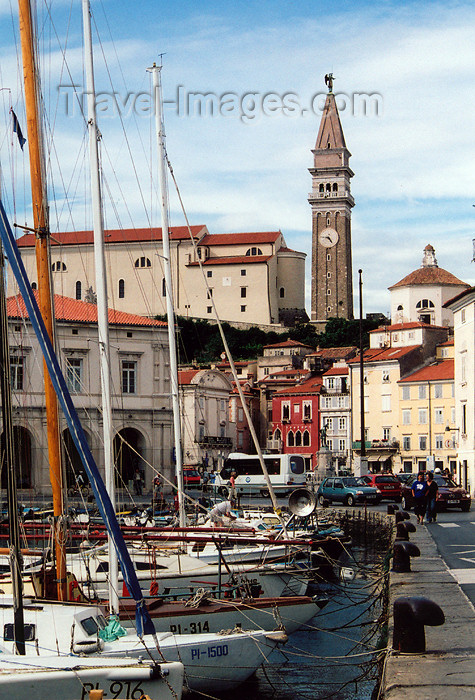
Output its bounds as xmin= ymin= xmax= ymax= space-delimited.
xmin=18 ymin=0 xmax=67 ymax=601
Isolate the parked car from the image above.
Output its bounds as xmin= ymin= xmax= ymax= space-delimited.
xmin=316 ymin=477 xmax=380 ymax=507
xmin=401 ymin=474 xmax=471 ymax=512
xmin=183 ymin=468 xmax=201 ymax=485
xmin=361 ymin=474 xmax=402 ymax=502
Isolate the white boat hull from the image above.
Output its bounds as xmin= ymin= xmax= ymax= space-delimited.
xmin=103 ymin=628 xmax=286 ymax=692
xmin=0 ymin=657 xmax=184 ymax=700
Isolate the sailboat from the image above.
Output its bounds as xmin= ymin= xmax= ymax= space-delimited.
xmin=0 ymin=0 xmax=288 ymax=693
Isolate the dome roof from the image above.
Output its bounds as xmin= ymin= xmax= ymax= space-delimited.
xmin=389 ymin=244 xmax=468 ymax=290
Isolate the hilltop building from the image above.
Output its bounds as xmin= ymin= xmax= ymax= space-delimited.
xmin=11 ymin=227 xmax=307 ymax=328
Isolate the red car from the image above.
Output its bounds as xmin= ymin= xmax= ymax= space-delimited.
xmin=361 ymin=474 xmax=402 ymax=502
xmin=401 ymin=474 xmax=471 ymax=512
xmin=183 ymin=468 xmax=201 ymax=485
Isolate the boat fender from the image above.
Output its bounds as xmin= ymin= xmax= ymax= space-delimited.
xmin=67 ymin=573 xmax=82 ymax=602
xmin=72 ymin=638 xmax=104 ymax=654
xmin=264 ymin=631 xmax=288 ymax=644
xmin=150 ymin=580 xmax=159 ymax=596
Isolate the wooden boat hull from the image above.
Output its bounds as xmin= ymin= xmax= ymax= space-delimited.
xmin=119 ymin=594 xmax=319 ymax=635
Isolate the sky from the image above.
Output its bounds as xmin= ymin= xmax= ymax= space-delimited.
xmin=0 ymin=0 xmax=474 ymax=317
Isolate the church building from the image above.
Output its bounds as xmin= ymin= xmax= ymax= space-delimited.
xmin=389 ymin=244 xmax=469 ymax=328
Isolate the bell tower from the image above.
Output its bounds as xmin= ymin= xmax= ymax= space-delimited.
xmin=308 ymin=75 xmax=354 ymax=328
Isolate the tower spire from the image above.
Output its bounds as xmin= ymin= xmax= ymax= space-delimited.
xmin=308 ymin=76 xmax=354 ymax=327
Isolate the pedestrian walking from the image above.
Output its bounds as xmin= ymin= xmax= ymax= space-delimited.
xmin=411 ymin=472 xmax=428 ymax=525
xmin=425 ymin=471 xmax=439 ymax=523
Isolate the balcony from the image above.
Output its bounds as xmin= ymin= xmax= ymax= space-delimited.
xmin=266 ymin=439 xmax=282 ymax=451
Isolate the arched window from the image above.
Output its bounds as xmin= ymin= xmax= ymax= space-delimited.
xmin=52 ymin=260 xmax=67 ymax=272
xmin=303 ymin=430 xmax=310 ymax=446
xmin=31 ymin=282 xmax=37 ymax=290
xmin=134 ymin=257 xmax=151 ymax=268
xmin=245 ymin=247 xmax=263 ymax=256
xmin=319 ymin=184 xmax=324 ymax=193
xmin=397 ymin=304 xmax=403 ymax=311
xmin=274 ymin=429 xmax=281 ymax=442
xmin=118 ymin=279 xmax=125 ymax=299
xmin=295 ymin=430 xmax=302 ymax=447
xmin=416 ymin=299 xmax=434 ymax=309
xmin=162 ymin=278 xmax=166 ymax=297
xmin=75 ymin=281 xmax=82 ymax=300
xmin=279 ymin=287 xmax=285 ymax=298
xmin=287 ymin=431 xmax=294 ymax=447
xmin=326 ymin=183 xmax=331 ymax=192
xmin=332 ymin=183 xmax=338 ymax=192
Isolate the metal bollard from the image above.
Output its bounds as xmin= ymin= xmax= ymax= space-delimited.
xmin=395 ymin=510 xmax=410 ymax=523
xmin=395 ymin=521 xmax=416 ymax=541
xmin=393 ymin=596 xmax=445 ymax=652
xmin=392 ymin=540 xmax=420 ymax=572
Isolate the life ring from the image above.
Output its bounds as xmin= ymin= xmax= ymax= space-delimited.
xmin=444 ymin=439 xmax=451 ymax=448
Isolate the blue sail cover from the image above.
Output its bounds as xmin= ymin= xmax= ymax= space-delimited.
xmin=0 ymin=201 xmax=155 ymax=638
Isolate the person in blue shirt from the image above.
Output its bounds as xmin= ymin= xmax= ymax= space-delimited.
xmin=411 ymin=472 xmax=428 ymax=524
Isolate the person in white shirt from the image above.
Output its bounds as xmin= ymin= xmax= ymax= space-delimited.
xmin=209 ymin=500 xmax=237 ymax=527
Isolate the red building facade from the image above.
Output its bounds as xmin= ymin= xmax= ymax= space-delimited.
xmin=270 ymin=376 xmax=323 ymax=471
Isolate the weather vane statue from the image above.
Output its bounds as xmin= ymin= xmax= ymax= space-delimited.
xmin=324 ymin=73 xmax=334 ymax=93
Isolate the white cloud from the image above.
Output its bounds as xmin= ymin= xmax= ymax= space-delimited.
xmin=2 ymin=0 xmax=475 ymax=316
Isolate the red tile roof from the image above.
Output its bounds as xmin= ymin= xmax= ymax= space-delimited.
xmin=438 ymin=339 xmax=454 ymax=347
xmin=370 ymin=322 xmax=447 ymax=332
xmin=178 ymin=369 xmax=201 ymax=385
xmin=199 ymin=231 xmax=281 ymax=246
xmin=275 ymin=376 xmax=323 ymax=396
xmin=16 ymin=226 xmax=208 ymax=247
xmin=7 ymin=293 xmax=167 ymax=327
xmin=267 ymin=369 xmax=309 ymax=378
xmin=323 ymin=366 xmax=349 ymax=376
xmin=263 ymin=338 xmax=314 ymax=350
xmin=347 ymin=345 xmax=421 ymax=364
xmin=307 ymin=346 xmax=357 ymax=358
xmin=188 ymin=255 xmax=271 ymax=266
xmin=389 ymin=267 xmax=467 ymax=289
xmin=398 ymin=359 xmax=454 ymax=383
xmin=443 ymin=286 xmax=475 ymax=308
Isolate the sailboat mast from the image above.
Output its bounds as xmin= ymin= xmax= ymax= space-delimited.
xmin=148 ymin=63 xmax=186 ymax=528
xmin=18 ymin=0 xmax=67 ymax=602
xmin=0 ymin=248 xmax=25 ymax=654
xmin=82 ymin=0 xmax=119 ymax=615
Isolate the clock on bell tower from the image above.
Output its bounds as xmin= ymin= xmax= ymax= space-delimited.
xmin=308 ymin=75 xmax=354 ymax=328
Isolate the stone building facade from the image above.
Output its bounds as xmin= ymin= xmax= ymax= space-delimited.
xmin=5 ymin=293 xmax=173 ymax=495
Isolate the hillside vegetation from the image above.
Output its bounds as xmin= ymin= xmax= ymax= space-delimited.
xmin=154 ymin=316 xmax=383 ymax=365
